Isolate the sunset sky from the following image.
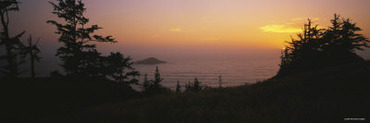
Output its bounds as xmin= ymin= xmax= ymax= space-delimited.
xmin=8 ymin=0 xmax=370 ymax=56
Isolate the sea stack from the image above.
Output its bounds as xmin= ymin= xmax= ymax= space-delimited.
xmin=136 ymin=57 xmax=166 ymax=65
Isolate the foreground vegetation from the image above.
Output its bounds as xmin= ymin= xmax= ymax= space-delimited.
xmin=0 ymin=77 xmax=138 ymax=122
xmin=2 ymin=61 xmax=369 ymax=122
xmin=14 ymin=61 xmax=365 ymax=123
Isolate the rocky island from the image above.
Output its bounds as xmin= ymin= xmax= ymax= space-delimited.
xmin=135 ymin=57 xmax=166 ymax=65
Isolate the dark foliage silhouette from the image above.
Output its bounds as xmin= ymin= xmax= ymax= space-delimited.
xmin=25 ymin=35 xmax=41 ymax=78
xmin=0 ymin=0 xmax=27 ymax=79
xmin=185 ymin=77 xmax=204 ymax=92
xmin=153 ymin=66 xmax=163 ymax=86
xmin=175 ymin=80 xmax=181 ymax=93
xmin=47 ymin=0 xmax=116 ymax=78
xmin=82 ymin=62 xmax=370 ymax=123
xmin=142 ymin=66 xmax=170 ymax=95
xmin=322 ymin=14 xmax=369 ymax=55
xmin=218 ymin=75 xmax=223 ymax=88
xmin=104 ymin=52 xmax=140 ymax=89
xmin=142 ymin=74 xmax=149 ymax=90
xmin=277 ymin=14 xmax=369 ymax=77
xmin=47 ymin=0 xmax=139 ymax=87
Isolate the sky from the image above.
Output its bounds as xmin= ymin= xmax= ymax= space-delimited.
xmin=7 ymin=0 xmax=370 ymax=57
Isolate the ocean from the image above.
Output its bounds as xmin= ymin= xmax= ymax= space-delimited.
xmin=27 ymin=48 xmax=281 ymax=90
xmin=133 ymin=49 xmax=281 ymax=89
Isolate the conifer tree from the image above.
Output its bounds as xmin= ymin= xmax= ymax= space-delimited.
xmin=218 ymin=75 xmax=223 ymax=88
xmin=278 ymin=14 xmax=369 ymax=77
xmin=175 ymin=80 xmax=181 ymax=93
xmin=185 ymin=78 xmax=203 ymax=92
xmin=322 ymin=14 xmax=369 ymax=55
xmin=105 ymin=52 xmax=139 ymax=88
xmin=153 ymin=66 xmax=163 ymax=88
xmin=25 ymin=35 xmax=41 ymax=78
xmin=143 ymin=74 xmax=149 ymax=90
xmin=47 ymin=0 xmax=115 ymax=77
xmin=193 ymin=77 xmax=201 ymax=91
xmin=0 ymin=0 xmax=26 ymax=78
xmin=142 ymin=67 xmax=168 ymax=95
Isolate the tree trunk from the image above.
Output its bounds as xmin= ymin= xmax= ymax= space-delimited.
xmin=1 ymin=11 xmax=18 ymax=78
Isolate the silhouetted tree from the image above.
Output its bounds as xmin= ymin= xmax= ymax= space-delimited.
xmin=146 ymin=66 xmax=164 ymax=91
xmin=322 ymin=14 xmax=369 ymax=56
xmin=153 ymin=66 xmax=163 ymax=87
xmin=175 ymin=80 xmax=181 ymax=93
xmin=185 ymin=77 xmax=203 ymax=92
xmin=218 ymin=75 xmax=223 ymax=88
xmin=277 ymin=14 xmax=369 ymax=77
xmin=193 ymin=78 xmax=201 ymax=91
xmin=104 ymin=52 xmax=139 ymax=88
xmin=142 ymin=66 xmax=169 ymax=95
xmin=280 ymin=19 xmax=324 ymax=69
xmin=0 ymin=0 xmax=26 ymax=78
xmin=47 ymin=0 xmax=115 ymax=77
xmin=143 ymin=74 xmax=149 ymax=90
xmin=25 ymin=35 xmax=41 ymax=78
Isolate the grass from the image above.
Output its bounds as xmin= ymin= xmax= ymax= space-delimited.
xmin=1 ymin=61 xmax=370 ymax=122
xmin=0 ymin=77 xmax=139 ymax=122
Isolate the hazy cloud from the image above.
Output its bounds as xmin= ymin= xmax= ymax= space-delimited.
xmin=201 ymin=37 xmax=219 ymax=41
xmin=260 ymin=25 xmax=302 ymax=33
xmin=291 ymin=17 xmax=319 ymax=22
xmin=260 ymin=17 xmax=320 ymax=33
xmin=170 ymin=28 xmax=182 ymax=32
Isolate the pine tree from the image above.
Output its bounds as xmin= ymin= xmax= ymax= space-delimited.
xmin=47 ymin=0 xmax=115 ymax=77
xmin=185 ymin=78 xmax=203 ymax=92
xmin=218 ymin=75 xmax=223 ymax=88
xmin=104 ymin=52 xmax=139 ymax=87
xmin=153 ymin=66 xmax=163 ymax=87
xmin=193 ymin=77 xmax=201 ymax=91
xmin=323 ymin=14 xmax=369 ymax=55
xmin=25 ymin=35 xmax=41 ymax=78
xmin=185 ymin=81 xmax=191 ymax=92
xmin=142 ymin=66 xmax=168 ymax=95
xmin=277 ymin=14 xmax=369 ymax=77
xmin=143 ymin=74 xmax=150 ymax=90
xmin=175 ymin=80 xmax=181 ymax=93
xmin=0 ymin=0 xmax=26 ymax=78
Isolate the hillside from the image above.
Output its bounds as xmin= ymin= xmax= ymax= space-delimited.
xmin=59 ymin=61 xmax=370 ymax=122
xmin=2 ymin=61 xmax=369 ymax=122
xmin=0 ymin=77 xmax=140 ymax=122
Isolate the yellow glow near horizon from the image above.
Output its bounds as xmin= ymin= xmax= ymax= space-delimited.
xmin=170 ymin=28 xmax=182 ymax=32
xmin=13 ymin=0 xmax=370 ymax=51
xmin=260 ymin=25 xmax=302 ymax=33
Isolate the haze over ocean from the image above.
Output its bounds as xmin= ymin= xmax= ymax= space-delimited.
xmin=134 ymin=49 xmax=280 ymax=89
xmin=28 ymin=47 xmax=369 ymax=89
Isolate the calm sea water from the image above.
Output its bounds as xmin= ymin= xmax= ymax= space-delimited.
xmin=20 ymin=47 xmax=369 ymax=90
xmin=27 ymin=49 xmax=281 ymax=89
xmin=133 ymin=50 xmax=281 ymax=89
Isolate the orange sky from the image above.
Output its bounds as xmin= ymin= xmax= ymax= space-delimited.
xmin=9 ymin=0 xmax=370 ymax=51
